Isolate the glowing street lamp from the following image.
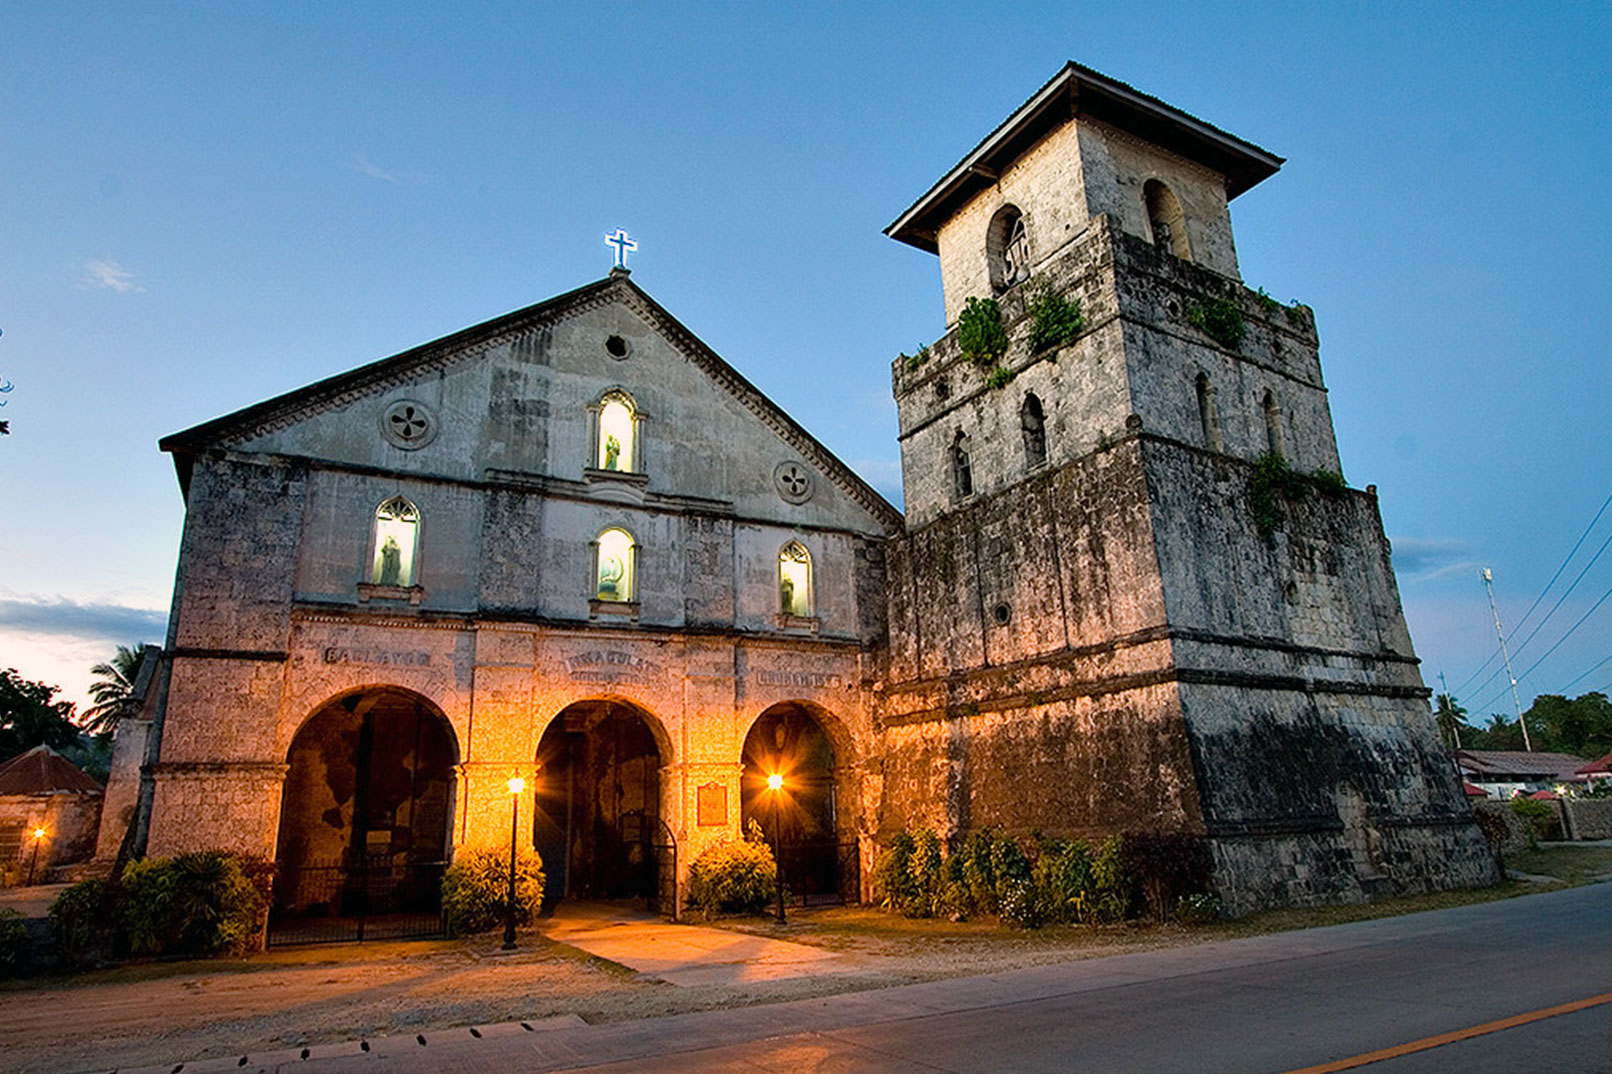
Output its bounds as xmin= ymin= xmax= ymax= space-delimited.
xmin=766 ymin=774 xmax=786 ymax=924
xmin=504 ymin=776 xmax=526 ymax=951
xmin=26 ymin=826 xmax=46 ymax=886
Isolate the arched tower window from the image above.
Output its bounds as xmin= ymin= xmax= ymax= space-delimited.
xmin=594 ymin=390 xmax=641 ymax=473
xmin=1263 ymin=391 xmax=1287 ymax=457
xmin=1195 ymin=373 xmax=1223 ymax=452
xmin=594 ymin=527 xmax=637 ymax=603
xmin=778 ymin=541 xmax=813 ymax=619
xmin=1021 ymin=393 xmax=1047 ymax=469
xmin=986 ymin=205 xmax=1031 ymax=292
xmin=951 ymin=431 xmax=974 ymax=500
xmin=1143 ymin=180 xmax=1191 ymax=260
xmin=370 ymin=497 xmax=419 ymax=587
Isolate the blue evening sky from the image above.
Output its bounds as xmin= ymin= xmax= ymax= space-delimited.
xmin=1 ymin=3 xmax=1608 ymax=724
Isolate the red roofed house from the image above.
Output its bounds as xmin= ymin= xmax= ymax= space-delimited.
xmin=0 ymin=746 xmax=104 ymax=884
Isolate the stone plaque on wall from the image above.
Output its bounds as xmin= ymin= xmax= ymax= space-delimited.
xmin=697 ymin=782 xmax=727 ymax=827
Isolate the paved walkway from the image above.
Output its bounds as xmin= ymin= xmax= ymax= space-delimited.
xmin=540 ymin=901 xmax=853 ymax=987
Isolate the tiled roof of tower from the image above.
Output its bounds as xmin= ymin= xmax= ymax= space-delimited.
xmin=886 ymin=61 xmax=1285 ymax=254
xmin=0 ymin=746 xmax=103 ymax=796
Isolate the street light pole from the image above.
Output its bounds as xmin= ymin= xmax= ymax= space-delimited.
xmin=504 ymin=776 xmax=525 ymax=950
xmin=26 ymin=827 xmax=45 ymax=886
xmin=767 ymin=774 xmax=785 ymax=925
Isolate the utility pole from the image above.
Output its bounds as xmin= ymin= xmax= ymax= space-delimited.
xmin=1481 ymin=568 xmax=1532 ymax=752
xmin=1438 ymin=671 xmax=1461 ymax=750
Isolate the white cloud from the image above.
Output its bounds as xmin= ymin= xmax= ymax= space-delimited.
xmin=349 ymin=153 xmax=426 ymax=185
xmin=79 ymin=258 xmax=145 ymax=293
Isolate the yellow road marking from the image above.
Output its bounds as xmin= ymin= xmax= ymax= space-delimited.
xmin=1280 ymin=990 xmax=1612 ymax=1074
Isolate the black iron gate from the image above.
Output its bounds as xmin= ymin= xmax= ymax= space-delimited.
xmin=268 ymin=854 xmax=446 ymax=945
xmin=618 ymin=811 xmax=678 ymax=920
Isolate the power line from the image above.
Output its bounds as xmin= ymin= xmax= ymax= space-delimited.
xmin=1469 ymin=575 xmax=1612 ymax=714
xmin=1507 ymin=526 xmax=1612 ymax=661
xmin=1561 ymin=652 xmax=1612 ymax=694
xmin=1449 ymin=487 xmax=1612 ymax=697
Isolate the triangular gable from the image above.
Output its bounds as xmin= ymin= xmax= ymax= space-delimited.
xmin=160 ymin=273 xmax=904 ymax=532
xmin=0 ymin=746 xmax=103 ymax=795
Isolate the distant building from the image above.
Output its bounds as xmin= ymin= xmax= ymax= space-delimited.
xmin=0 ymin=746 xmax=103 ymax=882
xmin=1454 ymin=749 xmax=1591 ymax=799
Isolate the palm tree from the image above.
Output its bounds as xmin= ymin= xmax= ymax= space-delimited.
xmin=83 ymin=644 xmax=149 ymax=735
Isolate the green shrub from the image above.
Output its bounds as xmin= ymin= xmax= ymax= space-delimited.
xmin=1309 ymin=468 xmax=1348 ymax=495
xmin=1090 ymin=835 xmax=1131 ymax=923
xmin=441 ymin=845 xmax=545 ymax=935
xmin=901 ymin=829 xmax=944 ymax=918
xmin=1186 ymin=297 xmax=1246 ymax=349
xmin=961 ymin=829 xmax=999 ymax=916
xmin=0 ymin=907 xmax=30 ymax=976
xmin=50 ymin=878 xmax=123 ymax=966
xmin=990 ymin=836 xmax=1041 ymax=927
xmin=874 ymin=831 xmax=915 ymax=913
xmin=1508 ymin=797 xmax=1563 ymax=841
xmin=121 ymin=852 xmax=268 ymax=957
xmin=958 ymin=296 xmax=1008 ymax=366
xmin=984 ymin=364 xmax=1014 ymax=389
xmin=1121 ymin=832 xmax=1210 ymax=921
xmin=1175 ymin=892 xmax=1222 ymax=925
xmin=1033 ymin=836 xmax=1095 ymax=925
xmin=1027 ymin=287 xmax=1085 ymax=353
xmin=687 ymin=835 xmax=776 ymax=918
xmin=902 ymin=344 xmax=932 ymax=371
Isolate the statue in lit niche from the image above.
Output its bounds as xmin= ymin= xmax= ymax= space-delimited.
xmin=598 ymin=554 xmax=623 ymax=599
xmin=377 ymin=535 xmax=403 ymax=585
xmin=603 ymin=433 xmax=622 ymax=470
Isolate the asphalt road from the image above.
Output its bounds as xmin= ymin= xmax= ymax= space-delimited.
xmin=119 ymin=882 xmax=1612 ymax=1074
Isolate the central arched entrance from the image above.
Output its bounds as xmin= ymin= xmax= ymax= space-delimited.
xmin=533 ymin=699 xmax=670 ymax=910
xmin=741 ymin=702 xmax=855 ymax=905
xmin=272 ymin=687 xmax=457 ymax=943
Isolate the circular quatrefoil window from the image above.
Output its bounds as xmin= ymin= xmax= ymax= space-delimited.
xmin=773 ymin=461 xmax=813 ymax=504
xmin=380 ymin=399 xmax=438 ymax=450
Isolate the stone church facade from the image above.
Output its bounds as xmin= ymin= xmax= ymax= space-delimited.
xmin=117 ymin=63 xmax=1497 ymax=919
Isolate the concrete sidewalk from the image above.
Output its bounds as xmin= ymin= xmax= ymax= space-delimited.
xmin=539 ymin=901 xmax=854 ymax=987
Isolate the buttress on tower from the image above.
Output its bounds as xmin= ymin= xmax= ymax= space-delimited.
xmin=876 ymin=63 xmax=1496 ymax=913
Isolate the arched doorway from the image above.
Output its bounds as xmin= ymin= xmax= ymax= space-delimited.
xmin=533 ymin=699 xmax=670 ymax=909
xmin=273 ymin=687 xmax=457 ymax=943
xmin=741 ymin=703 xmax=854 ymax=905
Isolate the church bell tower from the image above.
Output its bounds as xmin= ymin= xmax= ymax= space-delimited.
xmin=876 ymin=63 xmax=1497 ymax=914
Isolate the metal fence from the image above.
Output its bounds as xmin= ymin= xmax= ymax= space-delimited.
xmin=269 ymin=854 xmax=446 ymax=946
xmin=779 ymin=838 xmax=860 ymax=907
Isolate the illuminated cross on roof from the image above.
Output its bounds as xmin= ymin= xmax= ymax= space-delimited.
xmin=605 ymin=228 xmax=637 ymax=270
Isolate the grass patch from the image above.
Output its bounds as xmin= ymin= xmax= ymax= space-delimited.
xmin=1506 ymin=844 xmax=1612 ymax=886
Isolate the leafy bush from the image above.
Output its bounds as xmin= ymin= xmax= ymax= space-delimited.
xmin=441 ymin=845 xmax=545 ymax=935
xmin=1121 ymin=832 xmax=1209 ymax=921
xmin=1089 ymin=835 xmax=1131 ymax=924
xmin=686 ymin=834 xmax=776 ymax=918
xmin=1027 ymin=287 xmax=1085 ymax=353
xmin=989 ymin=835 xmax=1040 ymax=927
xmin=1175 ymin=892 xmax=1222 ymax=925
xmin=874 ymin=831 xmax=916 ymax=913
xmin=900 ymin=829 xmax=944 ymax=918
xmin=958 ymin=296 xmax=1008 ymax=366
xmin=1186 ymin=297 xmax=1246 ymax=349
xmin=1508 ymin=797 xmax=1563 ymax=841
xmin=1032 ymin=836 xmax=1094 ymax=925
xmin=901 ymin=344 xmax=932 ymax=371
xmin=961 ymin=829 xmax=999 ymax=916
xmin=985 ymin=364 xmax=1014 ymax=390
xmin=50 ymin=878 xmax=123 ymax=966
xmin=0 ymin=907 xmax=30 ymax=976
xmin=121 ymin=852 xmax=269 ymax=957
xmin=1309 ymin=469 xmax=1348 ymax=495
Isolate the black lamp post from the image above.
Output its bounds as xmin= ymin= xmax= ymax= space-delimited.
xmin=503 ymin=775 xmax=525 ymax=950
xmin=26 ymin=827 xmax=45 ymax=886
xmin=767 ymin=774 xmax=786 ymax=924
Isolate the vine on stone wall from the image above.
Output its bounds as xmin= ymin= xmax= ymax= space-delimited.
xmin=1249 ymin=452 xmax=1348 ymax=537
xmin=1186 ymin=297 xmax=1246 ymax=350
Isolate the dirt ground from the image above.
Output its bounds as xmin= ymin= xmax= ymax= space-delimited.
xmin=4 ymin=847 xmax=1608 ymax=1074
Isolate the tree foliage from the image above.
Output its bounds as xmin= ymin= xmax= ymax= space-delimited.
xmin=83 ymin=644 xmax=148 ymax=735
xmin=0 ymin=668 xmax=80 ymax=761
xmin=1442 ymin=691 xmax=1612 ymax=758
